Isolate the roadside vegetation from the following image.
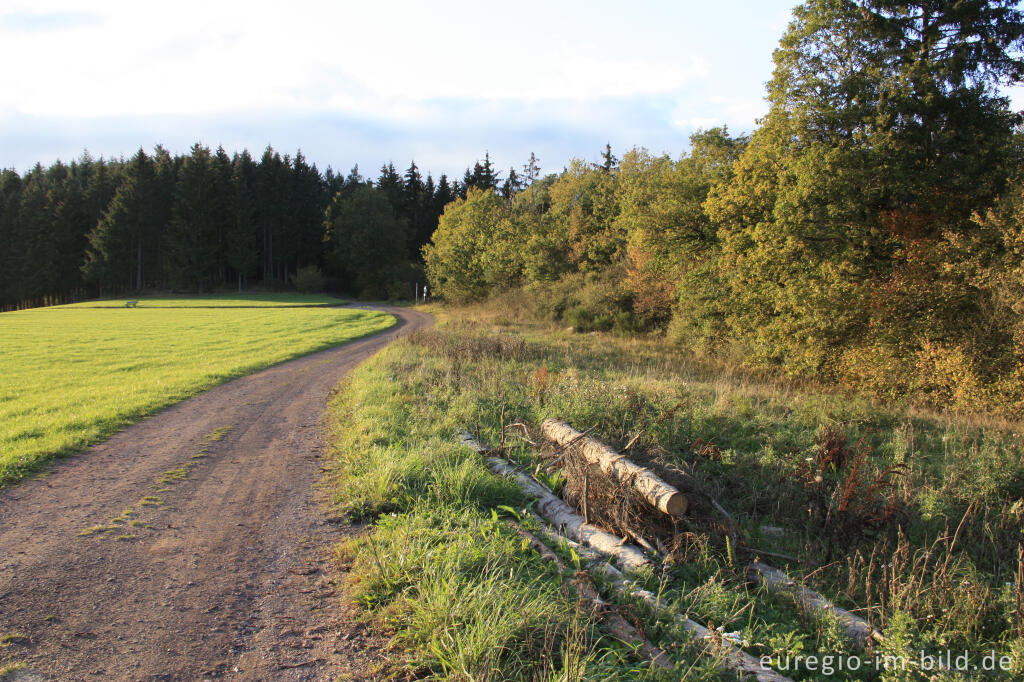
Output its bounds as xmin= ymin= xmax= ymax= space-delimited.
xmin=0 ymin=294 xmax=394 ymax=487
xmin=324 ymin=303 xmax=1024 ymax=680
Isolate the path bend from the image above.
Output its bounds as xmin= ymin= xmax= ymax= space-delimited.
xmin=0 ymin=305 xmax=432 ymax=680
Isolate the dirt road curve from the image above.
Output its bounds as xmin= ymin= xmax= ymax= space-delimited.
xmin=0 ymin=305 xmax=432 ymax=681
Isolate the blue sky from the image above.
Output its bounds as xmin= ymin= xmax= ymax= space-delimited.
xmin=1 ymin=0 xmax=1021 ymax=181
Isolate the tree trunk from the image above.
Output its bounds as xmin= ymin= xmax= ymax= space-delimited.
xmin=532 ymin=521 xmax=794 ymax=682
xmin=748 ymin=562 xmax=882 ymax=645
xmin=510 ymin=523 xmax=672 ymax=670
xmin=541 ymin=419 xmax=688 ymax=517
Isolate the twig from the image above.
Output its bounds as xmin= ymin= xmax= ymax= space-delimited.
xmin=740 ymin=545 xmax=802 ymax=564
xmin=498 ymin=405 xmax=507 ymax=456
xmin=278 ymin=658 xmax=324 ymax=669
xmin=623 ymin=431 xmax=643 ymax=451
xmin=626 ymin=527 xmax=659 ymax=557
xmin=582 ymin=466 xmax=590 ymax=524
xmin=505 ymin=422 xmax=537 ymax=446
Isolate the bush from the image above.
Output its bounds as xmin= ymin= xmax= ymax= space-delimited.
xmin=290 ymin=265 xmax=326 ymax=293
xmin=524 ymin=266 xmax=649 ymax=333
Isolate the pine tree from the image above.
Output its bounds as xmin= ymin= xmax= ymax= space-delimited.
xmin=226 ymin=150 xmax=258 ymax=292
xmin=166 ymin=143 xmax=219 ymax=291
xmin=83 ymin=149 xmax=158 ymax=292
xmin=211 ymin=146 xmax=233 ymax=285
xmin=501 ymin=167 xmax=522 ymax=199
xmin=255 ymin=146 xmax=288 ymax=283
xmin=521 ymin=152 xmax=541 ymax=186
xmin=403 ymin=161 xmax=427 ymax=258
xmin=290 ymin=150 xmax=326 ymax=273
xmin=0 ymin=169 xmax=23 ymax=308
xmin=464 ymin=152 xmax=501 ymax=192
xmin=376 ymin=162 xmax=404 ymax=210
xmin=599 ymin=143 xmax=618 ymax=173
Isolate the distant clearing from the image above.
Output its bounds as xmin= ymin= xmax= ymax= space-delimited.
xmin=0 ymin=295 xmax=394 ymax=487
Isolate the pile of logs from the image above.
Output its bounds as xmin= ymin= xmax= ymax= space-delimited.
xmin=457 ymin=419 xmax=884 ymax=677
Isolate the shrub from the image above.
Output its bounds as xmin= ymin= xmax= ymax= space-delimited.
xmin=524 ymin=266 xmax=648 ymax=333
xmin=290 ymin=264 xmax=326 ymax=293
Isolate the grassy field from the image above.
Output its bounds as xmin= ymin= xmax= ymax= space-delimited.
xmin=0 ymin=295 xmax=394 ymax=487
xmin=323 ymin=302 xmax=1024 ymax=680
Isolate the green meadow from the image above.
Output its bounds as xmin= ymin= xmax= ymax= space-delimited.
xmin=0 ymin=295 xmax=395 ymax=487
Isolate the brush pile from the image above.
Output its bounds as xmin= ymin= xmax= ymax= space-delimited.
xmin=533 ymin=419 xmax=737 ymax=559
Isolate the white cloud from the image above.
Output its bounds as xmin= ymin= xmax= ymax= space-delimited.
xmin=0 ymin=0 xmax=714 ymax=121
xmin=0 ymin=0 xmax=807 ymax=172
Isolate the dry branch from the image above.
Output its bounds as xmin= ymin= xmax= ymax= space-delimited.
xmin=748 ymin=562 xmax=883 ymax=646
xmin=457 ymin=431 xmax=651 ymax=572
xmin=541 ymin=419 xmax=688 ymax=517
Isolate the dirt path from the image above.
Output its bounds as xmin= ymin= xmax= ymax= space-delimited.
xmin=0 ymin=305 xmax=432 ymax=680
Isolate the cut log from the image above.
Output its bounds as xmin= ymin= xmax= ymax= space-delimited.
xmin=541 ymin=419 xmax=688 ymax=517
xmin=509 ymin=523 xmax=673 ymax=670
xmin=457 ymin=431 xmax=651 ymax=572
xmin=532 ymin=519 xmax=793 ymax=682
xmin=748 ymin=562 xmax=883 ymax=646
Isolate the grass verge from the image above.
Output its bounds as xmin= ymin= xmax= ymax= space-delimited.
xmin=324 ymin=304 xmax=1024 ymax=680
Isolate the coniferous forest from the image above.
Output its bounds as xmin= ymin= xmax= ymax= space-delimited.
xmin=0 ymin=144 xmax=508 ymax=309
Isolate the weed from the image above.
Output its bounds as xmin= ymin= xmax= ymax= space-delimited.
xmin=157 ymin=465 xmax=191 ymax=485
xmin=0 ymin=662 xmax=28 ymax=678
xmin=0 ymin=632 xmax=27 ymax=646
xmin=207 ymin=426 xmax=232 ymax=441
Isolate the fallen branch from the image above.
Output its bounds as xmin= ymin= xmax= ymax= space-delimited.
xmin=541 ymin=419 xmax=688 ymax=517
xmin=510 ymin=522 xmax=673 ymax=670
xmin=457 ymin=431 xmax=651 ymax=572
xmin=278 ymin=658 xmax=324 ymax=669
xmin=748 ymin=562 xmax=883 ymax=646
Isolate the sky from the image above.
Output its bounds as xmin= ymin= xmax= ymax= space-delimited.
xmin=1 ymin=0 xmax=1021 ymax=181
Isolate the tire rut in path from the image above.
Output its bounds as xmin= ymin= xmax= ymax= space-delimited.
xmin=0 ymin=306 xmax=433 ymax=680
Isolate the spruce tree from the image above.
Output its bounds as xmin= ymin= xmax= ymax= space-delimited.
xmin=166 ymin=143 xmax=219 ymax=291
xmin=226 ymin=150 xmax=258 ymax=292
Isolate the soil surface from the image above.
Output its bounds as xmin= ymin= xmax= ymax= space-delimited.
xmin=0 ymin=305 xmax=432 ymax=680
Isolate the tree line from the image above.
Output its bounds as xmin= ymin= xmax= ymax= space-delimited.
xmin=0 ymin=143 xmax=513 ymax=310
xmin=424 ymin=0 xmax=1024 ymax=414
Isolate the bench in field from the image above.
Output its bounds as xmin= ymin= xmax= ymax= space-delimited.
xmin=125 ymin=300 xmax=139 ymax=308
